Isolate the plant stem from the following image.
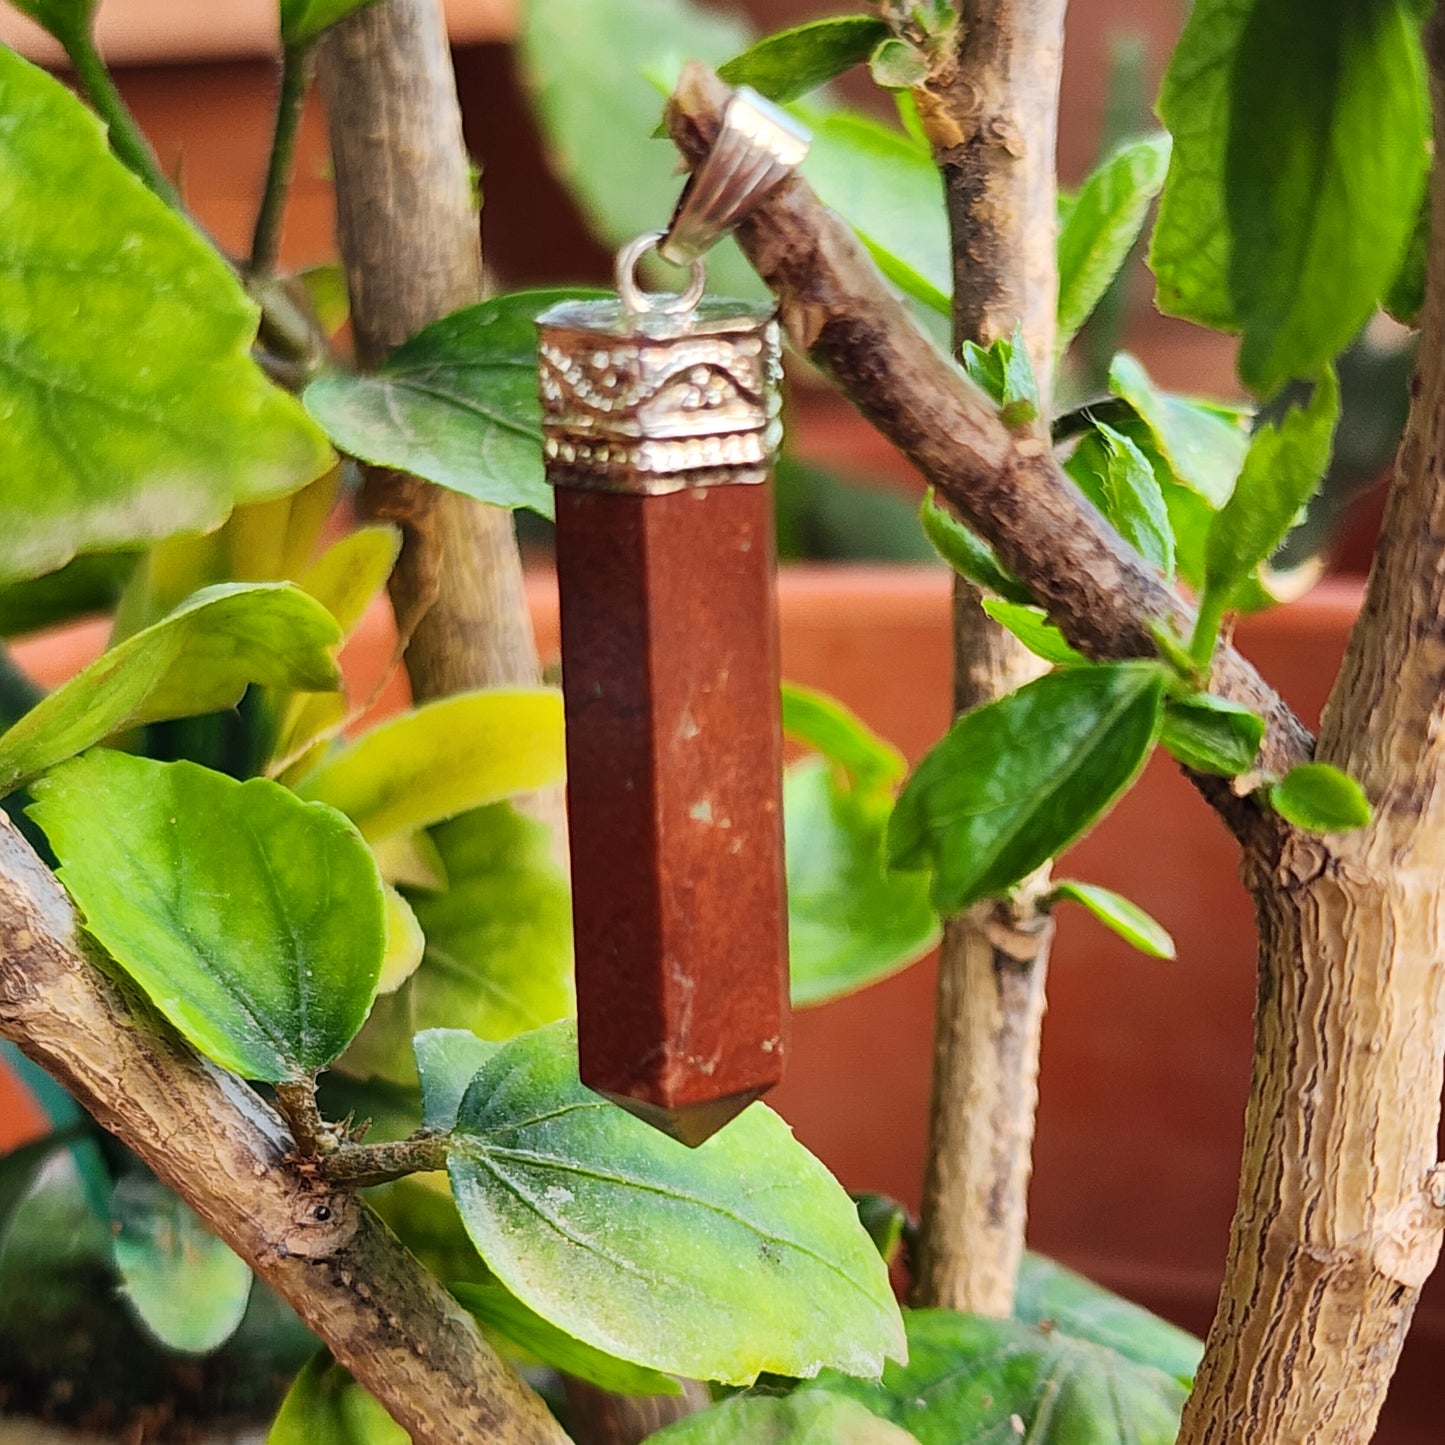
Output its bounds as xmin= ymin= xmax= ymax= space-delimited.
xmin=250 ymin=45 xmax=316 ymax=276
xmin=906 ymin=0 xmax=1068 ymax=1317
xmin=1188 ymin=588 xmax=1227 ymax=669
xmin=1175 ymin=8 xmax=1445 ymax=1436
xmin=276 ymin=1076 xmax=337 ymax=1156
xmin=324 ymin=1132 xmax=451 ymax=1188
xmin=64 ymin=31 xmax=182 ymax=210
xmin=0 ymin=814 xmax=566 ymax=1445
xmin=315 ymin=0 xmax=543 ymax=703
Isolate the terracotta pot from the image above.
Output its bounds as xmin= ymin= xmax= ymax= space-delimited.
xmin=5 ymin=569 xmax=1440 ymax=1443
xmin=0 ymin=0 xmax=512 ymax=65
xmin=541 ymin=566 xmax=1440 ymax=1445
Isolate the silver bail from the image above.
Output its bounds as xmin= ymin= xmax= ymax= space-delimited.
xmin=657 ymin=86 xmax=811 ymax=267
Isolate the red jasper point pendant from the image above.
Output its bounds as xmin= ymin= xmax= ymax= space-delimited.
xmin=538 ymin=294 xmax=790 ymax=1146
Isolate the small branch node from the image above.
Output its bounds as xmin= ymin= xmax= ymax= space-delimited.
xmin=275 ymin=1077 xmax=339 ymax=1157
xmin=1427 ymin=1163 xmax=1445 ymax=1211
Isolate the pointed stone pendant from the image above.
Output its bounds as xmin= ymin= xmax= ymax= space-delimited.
xmin=538 ymin=287 xmax=789 ymax=1147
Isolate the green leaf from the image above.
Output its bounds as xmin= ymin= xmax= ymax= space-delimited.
xmin=339 ymin=805 xmax=573 ymax=1087
xmin=0 ymin=48 xmax=332 ymax=584
xmin=0 ymin=554 xmax=137 ymax=640
xmin=1048 ymin=880 xmax=1174 ymax=960
xmin=809 ymin=1309 xmax=1188 ymax=1444
xmin=519 ymin=0 xmax=762 ymax=301
xmin=1385 ymin=194 xmax=1429 ymax=326
xmin=1203 ymin=370 xmax=1340 ymax=606
xmin=1057 ymin=134 xmax=1172 ymax=352
xmin=29 ymin=752 xmax=386 ymax=1083
xmin=853 ymin=1193 xmax=908 ymax=1268
xmin=919 ymin=491 xmax=1033 ymax=604
xmin=888 ymin=663 xmax=1166 ymax=915
xmin=298 ymin=264 xmax=351 ymax=335
xmin=1076 ymin=420 xmax=1271 ymax=610
xmin=1107 ymin=353 xmax=1249 ymax=508
xmin=451 ymin=1279 xmax=683 ymax=1397
xmin=0 ymin=582 xmax=341 ymax=796
xmin=1093 ymin=422 xmax=1175 ymax=576
xmin=109 ymin=1171 xmax=253 ymax=1356
xmin=786 ymin=757 xmax=938 ymax=1007
xmin=376 ymin=884 xmax=425 ymax=995
xmin=299 ymin=526 xmax=401 ymax=637
xmin=304 ymin=291 xmax=602 ymax=520
xmin=781 ymin=682 xmax=906 ymax=792
xmin=5 ymin=0 xmax=97 ymax=45
xmin=781 ymin=688 xmax=935 ymax=1006
xmin=268 ymin=1351 xmax=407 ymax=1445
xmin=799 ymin=107 xmax=951 ymax=316
xmin=1014 ymin=1254 xmax=1203 ymax=1389
xmin=1151 ymin=0 xmax=1428 ymax=396
xmin=414 ymin=1028 xmax=504 ymax=1131
xmin=981 ymin=600 xmax=1089 ymax=668
xmin=651 ymin=1394 xmax=920 ymax=1444
xmin=447 ymin=1020 xmax=904 ymax=1386
xmin=869 ymin=38 xmax=930 ymax=91
xmin=295 ymin=688 xmax=565 ymax=843
xmin=1268 ymin=763 xmax=1372 ymax=833
xmin=717 ymin=16 xmax=889 ymax=104
xmin=280 ymin=0 xmax=384 ymax=47
xmin=371 ymin=830 xmax=449 ymax=892
xmin=1160 ymin=694 xmax=1264 ymax=776
xmin=960 ymin=325 xmax=1040 ymax=428
xmin=0 ymin=1127 xmax=87 ymax=1243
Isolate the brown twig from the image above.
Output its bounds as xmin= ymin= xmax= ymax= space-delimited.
xmin=0 ymin=815 xmax=566 ymax=1445
xmin=276 ymin=1076 xmax=338 ymax=1157
xmin=324 ymin=1131 xmax=452 ymax=1189
xmin=665 ymin=63 xmax=1312 ymax=849
xmin=907 ymin=0 xmax=1069 ymax=1317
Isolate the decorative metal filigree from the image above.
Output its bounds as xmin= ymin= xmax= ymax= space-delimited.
xmin=537 ymin=300 xmax=782 ymax=494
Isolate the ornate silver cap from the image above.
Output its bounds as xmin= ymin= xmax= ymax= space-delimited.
xmin=536 ymin=296 xmax=782 ymax=495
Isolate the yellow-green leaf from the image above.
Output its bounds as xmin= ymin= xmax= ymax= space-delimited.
xmin=0 ymin=582 xmax=341 ymax=796
xmin=377 ymin=885 xmax=425 ymax=995
xmin=0 ymin=48 xmax=333 ymax=583
xmin=339 ymin=805 xmax=573 ymax=1086
xmin=299 ymin=526 xmax=401 ymax=636
xmin=295 ymin=688 xmax=563 ymax=842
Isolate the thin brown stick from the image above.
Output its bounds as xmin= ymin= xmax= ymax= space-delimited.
xmin=665 ymin=63 xmax=1311 ymax=849
xmin=0 ymin=816 xmax=566 ymax=1445
xmin=1175 ymin=10 xmax=1445 ymax=1438
xmin=910 ymin=0 xmax=1068 ymax=1316
xmin=325 ymin=1131 xmax=452 ymax=1188
xmin=317 ymin=0 xmax=542 ymax=701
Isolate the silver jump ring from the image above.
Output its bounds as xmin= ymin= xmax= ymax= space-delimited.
xmin=615 ymin=231 xmax=708 ymax=316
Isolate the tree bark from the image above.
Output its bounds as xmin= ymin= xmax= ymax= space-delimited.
xmin=910 ymin=0 xmax=1068 ymax=1317
xmin=1175 ymin=12 xmax=1445 ymax=1438
xmin=666 ymin=64 xmax=1311 ymax=845
xmin=0 ymin=816 xmax=566 ymax=1445
xmin=317 ymin=0 xmax=541 ymax=699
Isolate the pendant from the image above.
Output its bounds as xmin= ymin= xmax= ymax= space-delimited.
xmin=537 ymin=89 xmax=809 ymax=1145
